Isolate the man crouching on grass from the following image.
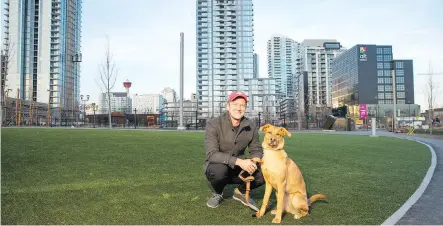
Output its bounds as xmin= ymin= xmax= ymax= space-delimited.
xmin=203 ymin=91 xmax=265 ymax=210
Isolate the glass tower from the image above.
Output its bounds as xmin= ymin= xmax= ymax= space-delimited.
xmin=3 ymin=0 xmax=82 ymax=117
xmin=196 ymin=0 xmax=254 ymax=119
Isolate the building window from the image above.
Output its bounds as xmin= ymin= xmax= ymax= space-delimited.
xmin=396 ymin=77 xmax=404 ymax=84
xmin=396 ymin=84 xmax=405 ymax=91
xmin=378 ymin=78 xmax=384 ymax=84
xmin=377 ymin=55 xmax=383 ymax=61
xmin=385 ymin=93 xmax=393 ymax=99
xmin=378 ymin=93 xmax=384 ymax=99
xmin=384 ymin=55 xmax=392 ymax=61
xmin=377 ymin=70 xmax=384 ymax=77
xmin=397 ymin=99 xmax=405 ymax=104
xmin=384 ymin=62 xmax=391 ymax=69
xmin=377 ymin=48 xmax=383 ymax=54
xmin=385 ymin=70 xmax=391 ymax=77
xmin=397 ymin=92 xmax=405 ymax=98
xmin=383 ymin=48 xmax=392 ymax=54
xmin=378 ymin=99 xmax=385 ymax=104
xmin=385 ymin=77 xmax=392 ymax=83
xmin=378 ymin=85 xmax=384 ymax=91
xmin=377 ymin=63 xmax=384 ymax=69
xmin=396 ymin=70 xmax=404 ymax=76
xmin=385 ymin=85 xmax=392 ymax=92
xmin=385 ymin=99 xmax=393 ymax=104
xmin=395 ymin=61 xmax=404 ymax=68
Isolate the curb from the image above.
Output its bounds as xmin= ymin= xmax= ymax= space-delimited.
xmin=381 ymin=138 xmax=437 ymax=225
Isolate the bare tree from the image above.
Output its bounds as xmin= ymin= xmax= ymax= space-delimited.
xmin=99 ymin=36 xmax=118 ymax=129
xmin=422 ymin=72 xmax=440 ymax=134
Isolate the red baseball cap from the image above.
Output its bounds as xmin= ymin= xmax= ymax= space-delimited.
xmin=228 ymin=91 xmax=248 ymax=103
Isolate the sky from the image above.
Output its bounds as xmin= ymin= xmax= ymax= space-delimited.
xmin=80 ymin=0 xmax=443 ymax=111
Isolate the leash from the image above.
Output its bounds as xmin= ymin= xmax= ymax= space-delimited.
xmin=238 ymin=158 xmax=261 ymax=204
xmin=238 ymin=171 xmax=255 ymax=203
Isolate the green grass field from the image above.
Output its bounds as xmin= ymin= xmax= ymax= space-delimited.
xmin=1 ymin=128 xmax=431 ymax=225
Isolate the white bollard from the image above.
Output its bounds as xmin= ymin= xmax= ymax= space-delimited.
xmin=370 ymin=117 xmax=378 ymax=137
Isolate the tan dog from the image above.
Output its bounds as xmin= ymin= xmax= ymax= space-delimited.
xmin=255 ymin=124 xmax=327 ymax=224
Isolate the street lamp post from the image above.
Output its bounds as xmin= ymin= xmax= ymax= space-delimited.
xmin=134 ymin=108 xmax=137 ymax=129
xmin=80 ymin=94 xmax=89 ymax=125
xmin=391 ymin=60 xmax=397 ymax=132
xmin=258 ymin=112 xmax=261 ymax=127
xmin=72 ymin=53 xmax=82 ymax=127
xmin=375 ymin=96 xmax=378 ymax=128
xmin=47 ymin=89 xmax=51 ymax=127
xmin=91 ymin=102 xmax=96 ymax=128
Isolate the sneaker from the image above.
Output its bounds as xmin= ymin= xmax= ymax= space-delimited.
xmin=206 ymin=193 xmax=223 ymax=208
xmin=232 ymin=188 xmax=259 ymax=211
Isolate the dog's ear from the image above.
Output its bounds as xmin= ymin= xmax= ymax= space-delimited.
xmin=259 ymin=124 xmax=272 ymax=132
xmin=280 ymin=127 xmax=291 ymax=137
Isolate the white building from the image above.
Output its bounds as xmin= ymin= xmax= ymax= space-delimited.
xmin=267 ymin=36 xmax=299 ymax=100
xmin=3 ymin=0 xmax=82 ymax=119
xmin=132 ymin=93 xmax=165 ymax=114
xmin=99 ymin=92 xmax=132 ymax=114
xmin=296 ymin=39 xmax=345 ymax=117
xmin=160 ymin=87 xmax=177 ymax=104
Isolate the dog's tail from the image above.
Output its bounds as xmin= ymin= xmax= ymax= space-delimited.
xmin=308 ymin=194 xmax=327 ymax=205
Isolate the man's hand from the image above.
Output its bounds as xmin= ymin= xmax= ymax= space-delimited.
xmin=236 ymin=159 xmax=257 ymax=175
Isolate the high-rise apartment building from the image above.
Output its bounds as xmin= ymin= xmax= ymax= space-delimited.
xmin=196 ymin=0 xmax=256 ymax=118
xmin=267 ymin=35 xmax=299 ymax=100
xmin=3 ymin=0 xmax=82 ymax=119
xmin=296 ymin=39 xmax=344 ymax=118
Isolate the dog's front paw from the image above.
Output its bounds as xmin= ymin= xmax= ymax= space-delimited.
xmin=255 ymin=210 xmax=264 ymax=218
xmin=272 ymin=217 xmax=281 ymax=224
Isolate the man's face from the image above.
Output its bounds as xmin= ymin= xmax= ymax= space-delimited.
xmin=226 ymin=97 xmax=247 ymax=120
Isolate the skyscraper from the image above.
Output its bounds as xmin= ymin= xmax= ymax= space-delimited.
xmin=3 ymin=0 xmax=82 ymax=118
xmin=296 ymin=39 xmax=345 ymax=120
xmin=267 ymin=35 xmax=299 ymax=100
xmin=196 ymin=0 xmax=255 ymax=119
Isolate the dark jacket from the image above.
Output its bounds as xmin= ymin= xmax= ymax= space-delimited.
xmin=203 ymin=112 xmax=263 ymax=173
